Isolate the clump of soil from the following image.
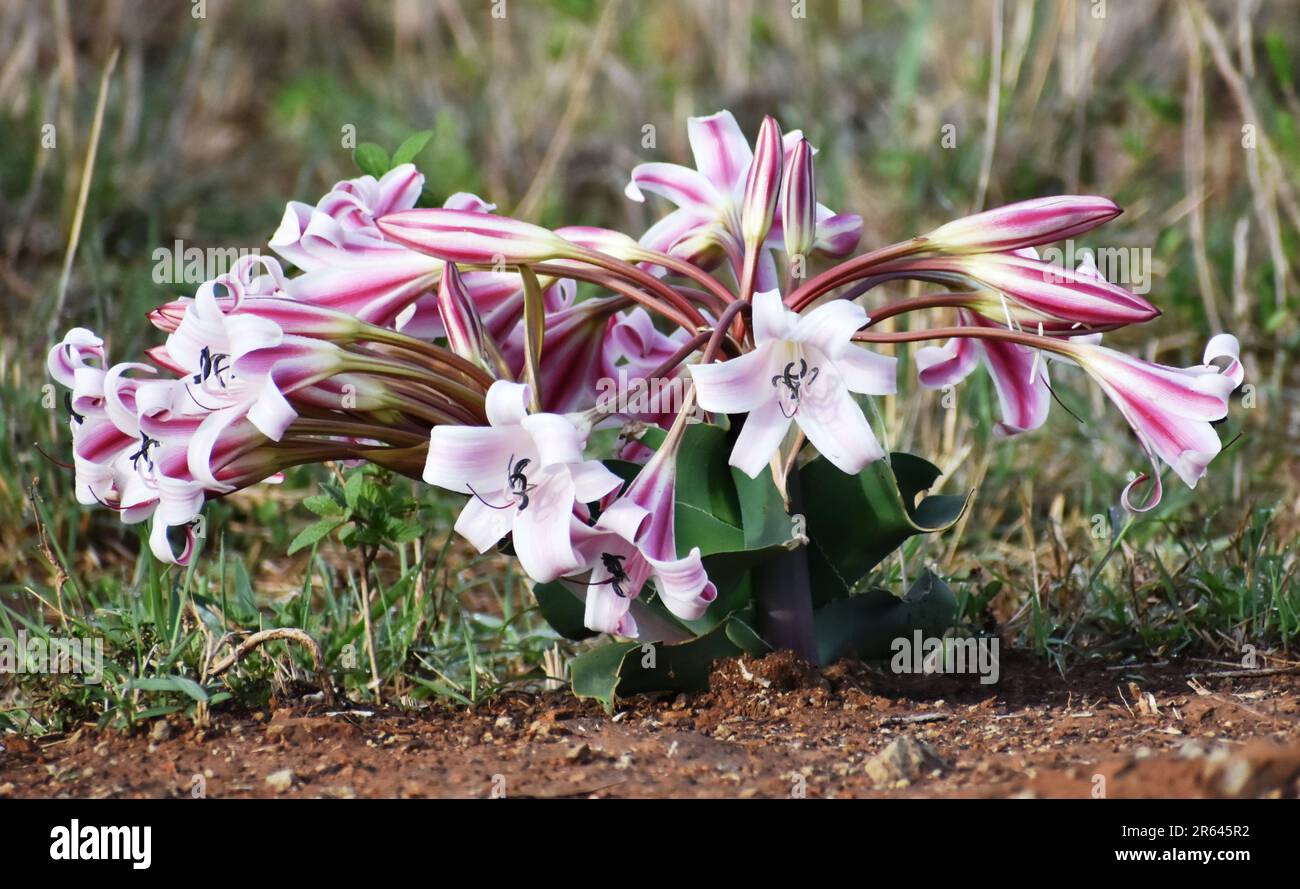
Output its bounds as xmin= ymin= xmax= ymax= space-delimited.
xmin=711 ymin=649 xmax=825 ymax=693
xmin=2 ymin=653 xmax=1298 ymax=798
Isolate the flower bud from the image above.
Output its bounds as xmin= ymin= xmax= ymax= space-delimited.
xmin=781 ymin=137 xmax=816 ymax=259
xmin=740 ymin=115 xmax=783 ymax=248
xmin=923 ymin=196 xmax=1121 ymax=254
xmin=377 ymin=209 xmax=572 ymax=265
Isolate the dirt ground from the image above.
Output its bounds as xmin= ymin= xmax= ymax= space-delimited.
xmin=2 ymin=652 xmax=1298 ymax=799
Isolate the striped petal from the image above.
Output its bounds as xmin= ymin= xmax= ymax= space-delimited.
xmin=688 ymin=110 xmax=753 ymax=197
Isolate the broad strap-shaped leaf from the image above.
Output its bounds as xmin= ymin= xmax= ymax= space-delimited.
xmin=672 ymin=423 xmax=802 ymax=633
xmin=532 ymin=580 xmax=597 ymax=641
xmin=801 ymin=451 xmax=968 ymax=606
xmin=672 ymin=422 xmax=744 ymax=556
xmin=570 ymin=616 xmax=769 ymax=712
xmin=813 ymin=568 xmax=958 ymax=664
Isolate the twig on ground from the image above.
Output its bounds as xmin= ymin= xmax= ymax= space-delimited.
xmin=208 ymin=628 xmax=336 ymax=706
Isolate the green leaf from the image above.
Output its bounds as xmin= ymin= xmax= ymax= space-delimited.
xmin=673 ymin=423 xmax=744 ymax=555
xmin=343 ymin=471 xmax=367 ymax=510
xmin=667 ymin=423 xmax=805 ymax=634
xmin=129 ymin=675 xmax=210 ymax=703
xmin=409 ymin=675 xmax=474 ymax=707
xmin=532 ymin=581 xmax=596 ymax=641
xmin=287 ymin=517 xmax=345 ymax=555
xmin=570 ymin=617 xmax=769 ymax=712
xmin=353 ymin=142 xmax=390 ymax=178
xmin=302 ymin=493 xmax=345 ymax=518
xmin=232 ymin=559 xmax=257 ymax=620
xmin=570 ymin=640 xmax=640 ymax=710
xmin=391 ymin=129 xmax=434 ymax=167
xmin=385 ymin=519 xmax=425 ymax=545
xmin=801 ymin=452 xmax=968 ymax=606
xmin=814 ymin=569 xmax=958 ymax=664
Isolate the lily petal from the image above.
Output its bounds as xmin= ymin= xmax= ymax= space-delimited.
xmin=729 ymin=397 xmax=793 ymax=478
xmin=916 ymin=337 xmax=980 ymax=389
xmin=795 ymin=368 xmax=885 ymax=474
xmin=625 ymin=163 xmax=723 ymax=216
xmin=687 ymin=110 xmax=753 ymax=197
xmin=511 ymin=474 xmax=582 ymax=582
xmin=689 ymin=346 xmax=777 ymax=415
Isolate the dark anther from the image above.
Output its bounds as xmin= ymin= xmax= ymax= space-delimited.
xmin=467 ymin=454 xmax=537 ymax=511
xmin=770 ymin=358 xmax=819 ymax=418
xmin=506 ymin=455 xmax=536 ymax=511
xmin=600 ymin=552 xmax=631 ymax=597
xmin=128 ymin=432 xmax=159 ymax=472
xmin=64 ymin=391 xmax=85 ymax=424
xmin=192 ymin=346 xmax=232 ymax=388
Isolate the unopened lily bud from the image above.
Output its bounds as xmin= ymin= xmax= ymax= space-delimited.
xmin=781 ymin=137 xmax=816 ymax=259
xmin=740 ymin=115 xmax=783 ymax=248
xmin=923 ymin=196 xmax=1121 ymax=254
xmin=554 ymin=226 xmax=647 ymax=264
xmin=924 ymin=252 xmax=1158 ymax=326
xmin=437 ymin=262 xmax=491 ymax=371
xmin=377 ymin=209 xmax=573 ymax=265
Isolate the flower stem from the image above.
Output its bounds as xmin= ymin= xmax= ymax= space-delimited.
xmin=862 ymin=292 xmax=981 ymax=325
xmin=635 ymin=248 xmax=737 ymax=307
xmin=852 ymin=324 xmax=1077 ymax=356
xmin=570 ymin=247 xmax=711 ymax=328
xmin=701 ymin=299 xmax=752 ymax=365
xmin=787 ymin=238 xmax=928 ymax=310
xmin=532 ymin=262 xmax=702 ymax=333
xmin=737 ymin=245 xmax=760 ymax=304
xmin=752 ymin=469 xmax=819 ymax=664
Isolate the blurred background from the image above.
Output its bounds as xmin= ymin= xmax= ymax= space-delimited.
xmin=1 ymin=0 xmax=1297 ymax=722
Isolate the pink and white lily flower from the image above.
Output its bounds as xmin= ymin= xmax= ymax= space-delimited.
xmin=423 ymin=381 xmax=622 ymax=582
xmin=1057 ymin=333 xmax=1243 ymax=511
xmin=48 ymin=330 xmax=136 ymax=512
xmin=915 ymin=308 xmax=1052 ymax=436
xmin=689 ymin=289 xmax=897 ymax=477
xmin=598 ymin=307 xmax=693 ymax=425
xmin=569 ymin=408 xmax=717 ymax=637
xmin=269 ymin=164 xmax=429 ymax=271
xmin=268 ymin=165 xmax=536 ymax=338
xmin=626 ymin=110 xmax=862 ymax=286
xmin=914 ymin=251 xmax=1122 ymax=435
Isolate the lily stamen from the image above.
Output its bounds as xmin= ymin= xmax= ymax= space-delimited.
xmin=63 ymin=391 xmax=84 ymax=424
xmin=192 ymin=346 xmax=233 ymax=388
xmin=771 ymin=359 xmax=819 ymax=419
xmin=595 ymin=552 xmax=631 ymax=598
xmin=128 ymin=433 xmax=159 ymax=473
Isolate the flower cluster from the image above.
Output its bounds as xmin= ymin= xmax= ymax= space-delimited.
xmin=48 ymin=110 xmax=1244 ymax=638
